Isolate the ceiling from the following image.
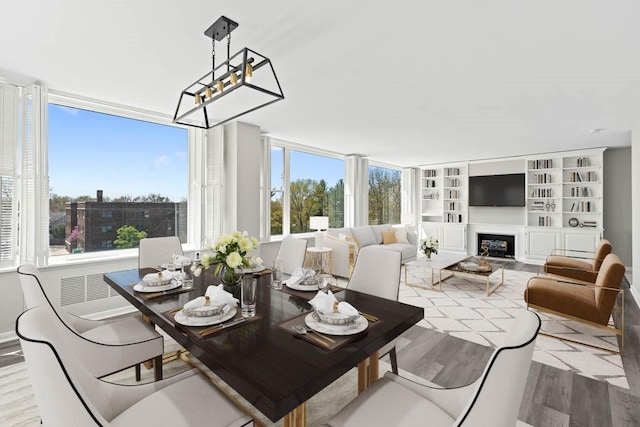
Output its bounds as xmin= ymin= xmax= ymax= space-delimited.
xmin=1 ymin=1 xmax=639 ymax=167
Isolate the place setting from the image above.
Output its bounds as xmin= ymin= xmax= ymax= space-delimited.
xmin=129 ymin=269 xmax=194 ymax=300
xmin=278 ymin=289 xmax=381 ymax=351
xmin=277 ymin=267 xmax=344 ymax=300
xmin=164 ymin=283 xmax=261 ymax=339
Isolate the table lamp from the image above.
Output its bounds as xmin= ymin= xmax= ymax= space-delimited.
xmin=309 ymin=216 xmax=329 ymax=249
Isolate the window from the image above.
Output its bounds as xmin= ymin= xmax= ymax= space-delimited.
xmin=270 ymin=144 xmax=344 ymax=236
xmin=48 ymin=103 xmax=189 ymax=256
xmin=368 ymin=165 xmax=401 ymax=225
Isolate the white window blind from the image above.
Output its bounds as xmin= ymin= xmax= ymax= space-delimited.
xmin=0 ymin=83 xmax=18 ymax=265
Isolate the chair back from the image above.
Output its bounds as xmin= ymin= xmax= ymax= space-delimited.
xmin=17 ymin=264 xmax=83 ymax=332
xmin=455 ymin=310 xmax=540 ymax=426
xmin=347 ymin=248 xmax=401 ymax=301
xmin=17 ymin=306 xmax=110 ymax=426
xmin=275 ymin=237 xmax=308 ymax=275
xmin=138 ymin=236 xmax=183 ymax=269
xmin=593 ymin=239 xmax=613 ymax=271
xmin=594 ymin=253 xmax=625 ymax=323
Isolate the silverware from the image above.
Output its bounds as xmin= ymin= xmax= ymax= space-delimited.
xmin=359 ymin=312 xmax=379 ymax=322
xmin=199 ymin=318 xmax=248 ymax=337
xmin=292 ymin=325 xmax=332 ymax=346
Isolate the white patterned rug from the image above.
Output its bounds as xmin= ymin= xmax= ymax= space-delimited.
xmin=401 ymin=255 xmax=628 ymax=389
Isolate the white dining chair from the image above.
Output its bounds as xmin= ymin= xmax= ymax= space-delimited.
xmin=17 ymin=264 xmax=164 ymax=381
xmin=274 ymin=237 xmax=308 ymax=275
xmin=17 ymin=305 xmax=254 ymax=427
xmin=347 ymin=248 xmax=402 ymax=373
xmin=138 ymin=236 xmax=184 ymax=269
xmin=324 ymin=310 xmax=541 ymax=427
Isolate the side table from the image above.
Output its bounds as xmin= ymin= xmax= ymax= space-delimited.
xmin=305 ymin=247 xmax=334 ymax=275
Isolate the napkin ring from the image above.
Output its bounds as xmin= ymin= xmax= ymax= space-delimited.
xmin=333 ymin=301 xmax=339 ymax=312
xmin=205 ymin=295 xmax=210 ymax=306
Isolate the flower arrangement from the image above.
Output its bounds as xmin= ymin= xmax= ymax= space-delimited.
xmin=192 ymin=231 xmax=261 ymax=285
xmin=420 ymin=236 xmax=439 ymax=258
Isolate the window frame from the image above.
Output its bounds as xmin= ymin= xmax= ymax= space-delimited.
xmin=45 ymin=91 xmax=199 ymax=265
xmin=268 ymin=138 xmax=346 ymax=239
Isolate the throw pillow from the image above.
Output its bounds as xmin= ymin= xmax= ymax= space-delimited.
xmin=350 ymin=226 xmax=377 ymax=248
xmin=371 ymin=224 xmax=391 ymax=244
xmin=382 ymin=230 xmax=397 ymax=244
xmin=394 ymin=227 xmax=409 ymax=243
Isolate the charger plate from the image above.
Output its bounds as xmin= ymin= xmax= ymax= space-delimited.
xmin=133 ymin=279 xmax=182 ymax=293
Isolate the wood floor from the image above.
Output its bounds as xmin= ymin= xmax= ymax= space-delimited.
xmin=3 ymin=259 xmax=639 ymax=426
xmin=391 ymin=259 xmax=640 ymax=427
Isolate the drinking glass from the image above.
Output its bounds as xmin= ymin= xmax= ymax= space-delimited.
xmin=180 ymin=259 xmax=194 ymax=289
xmin=241 ymin=277 xmax=257 ymax=318
xmin=271 ymin=260 xmax=283 ymax=289
xmin=319 ymin=274 xmax=336 ymax=293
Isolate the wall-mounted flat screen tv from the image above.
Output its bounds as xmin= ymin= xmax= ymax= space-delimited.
xmin=468 ymin=173 xmax=525 ymax=207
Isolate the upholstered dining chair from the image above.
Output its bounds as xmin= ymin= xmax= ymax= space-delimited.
xmin=347 ymin=248 xmax=402 ymax=374
xmin=17 ymin=264 xmax=164 ymax=381
xmin=543 ymin=239 xmax=612 ymax=283
xmin=138 ymin=236 xmax=184 ymax=269
xmin=526 ymin=252 xmax=625 ymax=353
xmin=324 ymin=310 xmax=541 ymax=427
xmin=17 ymin=305 xmax=254 ymax=427
xmin=274 ymin=237 xmax=308 ymax=275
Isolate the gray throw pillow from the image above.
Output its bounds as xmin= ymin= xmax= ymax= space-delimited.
xmin=350 ymin=226 xmax=377 ymax=248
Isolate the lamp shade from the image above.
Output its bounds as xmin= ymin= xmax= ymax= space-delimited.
xmin=309 ymin=216 xmax=329 ymax=230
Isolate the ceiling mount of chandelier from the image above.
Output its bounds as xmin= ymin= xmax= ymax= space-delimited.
xmin=173 ymin=16 xmax=285 ymax=129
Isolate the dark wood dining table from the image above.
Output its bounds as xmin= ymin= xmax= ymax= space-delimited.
xmin=104 ymin=268 xmax=424 ymax=427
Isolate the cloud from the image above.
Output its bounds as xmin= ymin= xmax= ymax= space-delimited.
xmin=175 ymin=150 xmax=187 ymax=158
xmin=154 ymin=155 xmax=169 ymax=169
xmin=55 ymin=105 xmax=80 ymax=116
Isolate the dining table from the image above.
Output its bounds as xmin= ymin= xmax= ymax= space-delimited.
xmin=103 ymin=267 xmax=424 ymax=427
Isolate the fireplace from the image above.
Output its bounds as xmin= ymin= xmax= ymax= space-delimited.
xmin=477 ymin=233 xmax=515 ymax=259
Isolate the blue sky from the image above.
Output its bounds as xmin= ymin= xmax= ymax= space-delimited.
xmin=49 ymin=104 xmax=346 ymax=202
xmin=48 ymin=105 xmax=188 ymax=201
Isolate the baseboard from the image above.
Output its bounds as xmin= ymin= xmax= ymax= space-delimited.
xmin=0 ymin=331 xmax=17 ymax=344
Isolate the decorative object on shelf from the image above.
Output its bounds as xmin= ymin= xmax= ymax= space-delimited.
xmin=568 ymin=217 xmax=579 ymax=227
xmin=191 ymin=230 xmax=260 ymax=294
xmin=309 ymin=216 xmax=329 ymax=249
xmin=420 ymin=237 xmax=439 ymax=259
xmin=173 ymin=16 xmax=284 ymax=129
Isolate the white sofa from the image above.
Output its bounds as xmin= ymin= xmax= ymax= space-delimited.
xmin=323 ymin=224 xmax=418 ymax=278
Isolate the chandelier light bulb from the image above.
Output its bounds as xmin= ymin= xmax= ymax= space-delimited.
xmin=216 ymin=80 xmax=224 ymax=93
xmin=195 ymin=93 xmax=202 ymax=104
xmin=205 ymin=86 xmax=213 ymax=98
xmin=230 ymin=72 xmax=238 ymax=86
xmin=245 ymin=63 xmax=253 ymax=83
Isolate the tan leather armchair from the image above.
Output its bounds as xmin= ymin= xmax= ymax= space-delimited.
xmin=543 ymin=239 xmax=612 ymax=283
xmin=526 ymin=252 xmax=625 ymax=353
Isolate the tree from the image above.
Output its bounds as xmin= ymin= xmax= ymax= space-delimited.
xmin=113 ymin=225 xmax=147 ymax=249
xmin=135 ymin=193 xmax=172 ymax=203
xmin=327 ymin=179 xmax=345 ymax=228
xmin=368 ymin=167 xmax=401 ymax=225
xmin=49 ymin=192 xmax=72 ymax=212
xmin=52 ymin=224 xmax=66 ymax=239
xmin=271 ymin=195 xmax=283 ymax=235
xmin=289 ymin=179 xmax=326 ymax=233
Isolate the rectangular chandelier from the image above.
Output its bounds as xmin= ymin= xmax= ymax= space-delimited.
xmin=173 ymin=16 xmax=284 ymax=129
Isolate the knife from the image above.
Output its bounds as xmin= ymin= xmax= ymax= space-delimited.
xmin=199 ymin=318 xmax=248 ymax=336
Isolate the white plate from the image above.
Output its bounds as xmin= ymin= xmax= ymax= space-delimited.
xmin=286 ymin=281 xmax=319 ymax=291
xmin=174 ymin=305 xmax=237 ymax=327
xmin=133 ymin=279 xmax=182 ymax=293
xmin=241 ymin=265 xmax=265 ymax=273
xmin=305 ymin=312 xmax=368 ymax=336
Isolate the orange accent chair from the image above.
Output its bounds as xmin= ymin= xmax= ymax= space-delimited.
xmin=525 ymin=252 xmax=625 ymax=353
xmin=543 ymin=239 xmax=612 ymax=283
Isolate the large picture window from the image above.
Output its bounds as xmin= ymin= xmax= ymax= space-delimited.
xmin=270 ymin=144 xmax=344 ymax=236
xmin=48 ymin=104 xmax=188 ymax=256
xmin=368 ymin=165 xmax=401 ymax=225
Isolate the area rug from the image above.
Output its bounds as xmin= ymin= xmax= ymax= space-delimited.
xmin=402 ymin=258 xmax=628 ymax=389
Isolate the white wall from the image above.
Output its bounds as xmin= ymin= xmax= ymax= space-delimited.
xmin=603 ymin=147 xmax=632 ymax=266
xmin=632 ymin=129 xmax=640 ymax=299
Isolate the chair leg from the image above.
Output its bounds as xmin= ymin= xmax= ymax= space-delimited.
xmin=154 ymin=355 xmax=163 ymax=380
xmin=389 ymin=347 xmax=399 ymax=374
xmin=135 ymin=363 xmax=141 ymax=381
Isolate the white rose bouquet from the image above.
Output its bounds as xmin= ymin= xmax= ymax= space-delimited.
xmin=420 ymin=236 xmax=439 ymax=258
xmin=192 ymin=231 xmax=260 ymax=284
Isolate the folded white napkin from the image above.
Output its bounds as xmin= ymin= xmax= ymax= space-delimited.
xmin=283 ymin=267 xmax=316 ymax=286
xmin=183 ymin=284 xmax=238 ymax=310
xmin=143 ymin=270 xmax=176 ymax=283
xmin=308 ymin=290 xmax=358 ymax=316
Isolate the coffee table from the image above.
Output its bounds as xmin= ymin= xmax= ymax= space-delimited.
xmin=404 ymin=253 xmax=469 ymax=290
xmin=438 ymin=256 xmax=504 ymax=296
